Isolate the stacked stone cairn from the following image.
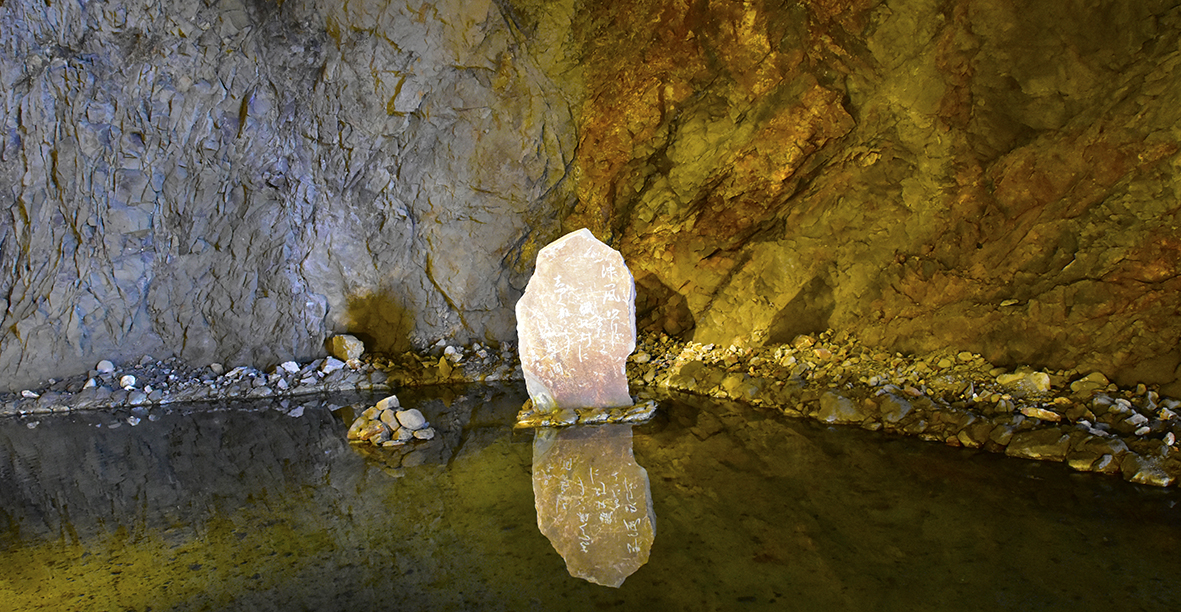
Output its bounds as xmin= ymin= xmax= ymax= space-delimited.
xmin=347 ymin=395 xmax=436 ymax=447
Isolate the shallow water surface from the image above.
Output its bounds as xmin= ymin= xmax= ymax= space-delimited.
xmin=1 ymin=384 xmax=1179 ymax=611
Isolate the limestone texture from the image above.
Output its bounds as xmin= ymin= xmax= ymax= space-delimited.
xmin=516 ymin=228 xmax=636 ymax=410
xmin=532 ymin=424 xmax=655 ymax=588
xmin=4 ymin=0 xmax=1181 ymax=395
xmin=0 ymin=0 xmax=579 ymax=391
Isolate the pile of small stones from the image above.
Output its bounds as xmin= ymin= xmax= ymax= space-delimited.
xmin=0 ymin=336 xmax=521 ymax=418
xmin=626 ymin=330 xmax=1181 ymax=488
xmin=514 ymin=399 xmax=659 ymax=428
xmin=346 ymin=394 xmax=436 ymax=446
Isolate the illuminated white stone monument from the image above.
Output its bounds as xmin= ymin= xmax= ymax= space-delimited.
xmin=516 ymin=228 xmax=655 ymax=587
xmin=515 ymin=228 xmax=635 ymax=414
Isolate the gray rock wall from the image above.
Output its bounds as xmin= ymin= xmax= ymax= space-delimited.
xmin=0 ymin=0 xmax=579 ymax=391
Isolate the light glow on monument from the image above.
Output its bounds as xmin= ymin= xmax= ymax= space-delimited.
xmin=516 ymin=228 xmax=656 ymax=587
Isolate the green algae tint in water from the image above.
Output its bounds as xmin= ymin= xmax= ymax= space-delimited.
xmin=1 ymin=384 xmax=1180 ymax=611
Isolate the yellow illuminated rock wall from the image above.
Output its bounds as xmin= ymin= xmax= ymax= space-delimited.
xmin=568 ymin=0 xmax=1181 ymax=393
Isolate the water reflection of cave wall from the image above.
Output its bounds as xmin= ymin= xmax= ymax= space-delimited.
xmin=0 ymin=386 xmax=527 ymax=543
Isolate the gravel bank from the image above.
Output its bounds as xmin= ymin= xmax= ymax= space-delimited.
xmin=4 ymin=331 xmax=1179 ymax=487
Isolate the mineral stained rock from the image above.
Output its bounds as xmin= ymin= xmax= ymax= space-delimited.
xmin=567 ymin=0 xmax=1181 ymax=395
xmin=532 ymin=425 xmax=655 ymax=588
xmin=328 ymin=335 xmax=364 ymax=362
xmin=5 ymin=0 xmax=1181 ymax=396
xmin=516 ymin=229 xmax=636 ymax=411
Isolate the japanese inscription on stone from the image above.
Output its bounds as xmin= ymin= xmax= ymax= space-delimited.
xmin=532 ymin=425 xmax=655 ymax=587
xmin=516 ymin=228 xmax=635 ymax=411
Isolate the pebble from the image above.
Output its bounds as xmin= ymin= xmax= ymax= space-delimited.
xmin=321 ymin=357 xmax=345 ymax=374
xmin=96 ymin=360 xmax=116 ymax=374
xmin=395 ymin=409 xmax=427 ymax=430
xmin=817 ymin=391 xmax=867 ymax=424
xmin=120 ymin=375 xmax=137 ymax=389
xmin=1019 ymin=406 xmax=1061 ymax=422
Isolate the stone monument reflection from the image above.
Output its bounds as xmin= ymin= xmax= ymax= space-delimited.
xmin=515 ymin=228 xmax=656 ymax=587
xmin=532 ymin=425 xmax=655 ymax=588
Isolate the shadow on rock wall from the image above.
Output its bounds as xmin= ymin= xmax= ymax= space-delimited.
xmin=635 ymin=274 xmax=695 ymax=338
xmin=342 ymin=290 xmax=416 ymax=355
xmin=766 ymin=274 xmax=835 ymax=346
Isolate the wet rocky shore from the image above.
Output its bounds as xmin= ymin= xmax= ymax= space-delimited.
xmin=3 ymin=331 xmax=1180 ymax=487
xmin=630 ymin=331 xmax=1181 ymax=488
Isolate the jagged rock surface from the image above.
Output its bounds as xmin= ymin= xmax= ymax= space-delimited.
xmin=566 ymin=0 xmax=1181 ymax=395
xmin=0 ymin=0 xmax=579 ymax=391
xmin=5 ymin=0 xmax=1181 ymax=396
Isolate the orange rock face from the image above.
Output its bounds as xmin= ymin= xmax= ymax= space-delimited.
xmin=566 ymin=0 xmax=1181 ymax=393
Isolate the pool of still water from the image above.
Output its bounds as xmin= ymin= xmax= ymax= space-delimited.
xmin=1 ymin=383 xmax=1180 ymax=611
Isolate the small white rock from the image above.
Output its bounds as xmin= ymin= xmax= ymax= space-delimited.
xmin=127 ymin=416 xmax=141 ymax=426
xmin=83 ymin=378 xmax=96 ymax=389
xmin=96 ymin=360 xmax=116 ymax=373
xmin=1165 ymin=432 xmax=1176 ymax=446
xmin=287 ymin=405 xmax=305 ymax=418
xmin=395 ymin=408 xmax=427 ymax=430
xmin=413 ymin=427 xmax=436 ymax=440
xmin=375 ymin=395 xmax=400 ymax=411
xmin=120 ymin=375 xmax=137 ymax=389
xmin=20 ymin=390 xmax=39 ymax=398
xmin=209 ymin=363 xmax=224 ymax=375
xmin=1135 ymin=426 xmax=1151 ymax=436
xmin=321 ymin=357 xmax=345 ymax=374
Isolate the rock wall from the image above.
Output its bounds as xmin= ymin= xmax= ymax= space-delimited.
xmin=568 ymin=0 xmax=1181 ymax=394
xmin=0 ymin=0 xmax=579 ymax=391
xmin=4 ymin=0 xmax=1181 ymax=394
